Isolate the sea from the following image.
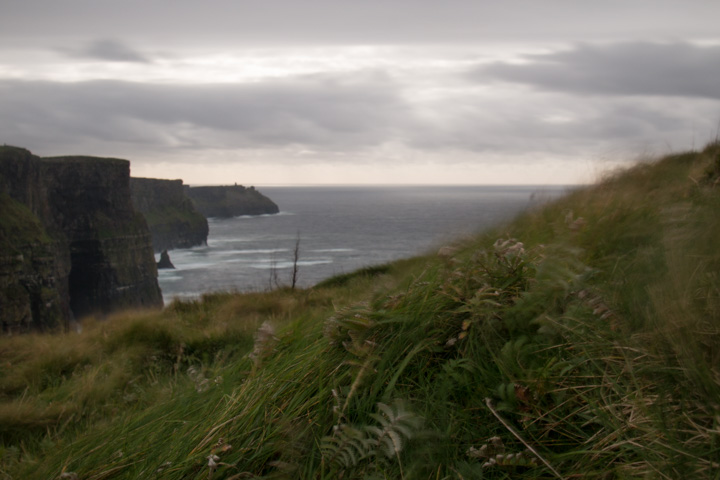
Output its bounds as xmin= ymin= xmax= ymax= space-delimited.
xmin=157 ymin=185 xmax=568 ymax=304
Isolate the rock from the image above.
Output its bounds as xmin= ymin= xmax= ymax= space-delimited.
xmin=0 ymin=193 xmax=68 ymax=332
xmin=157 ymin=250 xmax=175 ymax=269
xmin=0 ymin=146 xmax=163 ymax=332
xmin=185 ymin=184 xmax=279 ymax=218
xmin=42 ymin=155 xmax=163 ymax=319
xmin=130 ymin=178 xmax=208 ymax=252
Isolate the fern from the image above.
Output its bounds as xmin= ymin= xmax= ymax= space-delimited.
xmin=321 ymin=424 xmax=375 ymax=469
xmin=321 ymin=399 xmax=424 ymax=472
xmin=366 ymin=400 xmax=423 ymax=459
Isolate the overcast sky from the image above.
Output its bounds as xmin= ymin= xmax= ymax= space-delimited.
xmin=1 ymin=1 xmax=719 ymax=185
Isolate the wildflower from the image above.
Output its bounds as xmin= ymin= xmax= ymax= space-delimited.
xmin=187 ymin=366 xmax=211 ymax=392
xmin=493 ymin=237 xmax=525 ymax=256
xmin=207 ymin=454 xmax=220 ymax=468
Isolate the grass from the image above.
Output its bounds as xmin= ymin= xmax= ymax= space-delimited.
xmin=0 ymin=193 xmax=52 ymax=253
xmin=2 ymin=142 xmax=720 ymax=478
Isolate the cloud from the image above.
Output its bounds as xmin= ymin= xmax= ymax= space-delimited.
xmin=62 ymin=39 xmax=151 ymax=63
xmin=0 ymin=72 xmax=414 ymax=156
xmin=1 ymin=56 xmax=717 ymax=168
xmin=3 ymin=1 xmax=720 ymax=49
xmin=406 ymin=91 xmax=714 ymax=158
xmin=469 ymin=42 xmax=720 ymax=100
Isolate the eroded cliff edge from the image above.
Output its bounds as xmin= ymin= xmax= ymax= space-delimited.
xmin=130 ymin=178 xmax=208 ymax=252
xmin=186 ymin=185 xmax=279 ymax=218
xmin=0 ymin=146 xmax=163 ymax=332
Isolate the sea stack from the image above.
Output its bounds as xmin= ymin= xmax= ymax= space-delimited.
xmin=157 ymin=250 xmax=175 ymax=269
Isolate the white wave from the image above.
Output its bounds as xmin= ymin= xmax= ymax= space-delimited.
xmin=311 ymin=248 xmax=355 ymax=253
xmin=217 ymin=248 xmax=290 ymax=256
xmin=206 ymin=238 xmax=251 ymax=246
xmin=233 ymin=211 xmax=295 ymax=219
xmin=158 ymin=274 xmax=183 ymax=282
xmin=173 ymin=262 xmax=216 ymax=270
xmin=247 ymin=259 xmax=333 ymax=270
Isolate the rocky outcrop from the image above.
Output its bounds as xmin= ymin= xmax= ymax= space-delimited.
xmin=186 ymin=185 xmax=279 ymax=218
xmin=0 ymin=146 xmax=163 ymax=332
xmin=157 ymin=250 xmax=175 ymax=270
xmin=130 ymin=178 xmax=208 ymax=252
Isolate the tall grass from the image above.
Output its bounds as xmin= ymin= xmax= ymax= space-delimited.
xmin=1 ymin=143 xmax=720 ymax=478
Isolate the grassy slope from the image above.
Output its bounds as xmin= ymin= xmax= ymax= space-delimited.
xmin=1 ymin=143 xmax=719 ymax=479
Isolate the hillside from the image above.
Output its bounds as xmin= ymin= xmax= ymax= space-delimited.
xmin=1 ymin=143 xmax=719 ymax=479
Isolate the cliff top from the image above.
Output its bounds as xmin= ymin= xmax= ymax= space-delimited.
xmin=0 ymin=145 xmax=32 ymax=157
xmin=42 ymin=155 xmax=130 ymax=168
xmin=131 ymin=177 xmax=184 ymax=184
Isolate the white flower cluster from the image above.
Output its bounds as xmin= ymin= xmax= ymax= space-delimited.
xmin=493 ymin=237 xmax=525 ymax=256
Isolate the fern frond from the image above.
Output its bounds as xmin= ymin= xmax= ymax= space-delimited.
xmin=322 ymin=399 xmax=424 ymax=473
xmin=367 ymin=400 xmax=423 ymax=459
xmin=320 ymin=424 xmax=374 ymax=469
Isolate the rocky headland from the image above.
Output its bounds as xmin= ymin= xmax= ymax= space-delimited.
xmin=0 ymin=146 xmax=163 ymax=332
xmin=186 ymin=184 xmax=279 ymax=218
xmin=130 ymin=177 xmax=208 ymax=252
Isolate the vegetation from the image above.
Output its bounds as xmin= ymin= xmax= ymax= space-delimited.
xmin=1 ymin=143 xmax=719 ymax=479
xmin=0 ymin=193 xmax=52 ymax=253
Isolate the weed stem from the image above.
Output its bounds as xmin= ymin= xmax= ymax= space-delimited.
xmin=485 ymin=397 xmax=564 ymax=479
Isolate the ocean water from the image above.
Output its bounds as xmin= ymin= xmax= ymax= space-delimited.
xmin=157 ymin=185 xmax=567 ymax=304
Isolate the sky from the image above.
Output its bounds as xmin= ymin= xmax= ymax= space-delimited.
xmin=1 ymin=1 xmax=719 ymax=185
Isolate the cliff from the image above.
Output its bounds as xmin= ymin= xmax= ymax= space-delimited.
xmin=0 ymin=147 xmax=71 ymax=332
xmin=0 ymin=146 xmax=163 ymax=331
xmin=0 ymin=193 xmax=69 ymax=332
xmin=130 ymin=178 xmax=208 ymax=252
xmin=186 ymin=184 xmax=279 ymax=218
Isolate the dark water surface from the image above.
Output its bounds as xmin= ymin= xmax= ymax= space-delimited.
xmin=157 ymin=185 xmax=567 ymax=303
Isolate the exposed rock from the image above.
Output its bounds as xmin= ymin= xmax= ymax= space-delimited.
xmin=157 ymin=250 xmax=175 ymax=269
xmin=0 ymin=192 xmax=69 ymax=333
xmin=130 ymin=177 xmax=208 ymax=252
xmin=186 ymin=184 xmax=279 ymax=218
xmin=0 ymin=146 xmax=163 ymax=331
xmin=0 ymin=147 xmax=71 ymax=332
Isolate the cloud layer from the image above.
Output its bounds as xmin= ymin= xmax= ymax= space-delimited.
xmin=472 ymin=42 xmax=720 ymax=100
xmin=0 ymin=73 xmax=412 ymax=155
xmin=3 ymin=41 xmax=717 ymax=168
xmin=3 ymin=1 xmax=720 ymax=46
xmin=2 ymin=1 xmax=720 ymax=183
xmin=68 ymin=39 xmax=152 ymax=63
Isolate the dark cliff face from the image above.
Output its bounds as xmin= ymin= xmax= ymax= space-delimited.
xmin=0 ymin=194 xmax=69 ymax=332
xmin=0 ymin=147 xmax=70 ymax=332
xmin=186 ymin=185 xmax=279 ymax=218
xmin=0 ymin=147 xmax=163 ymax=331
xmin=43 ymin=156 xmax=163 ymax=319
xmin=130 ymin=178 xmax=209 ymax=252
